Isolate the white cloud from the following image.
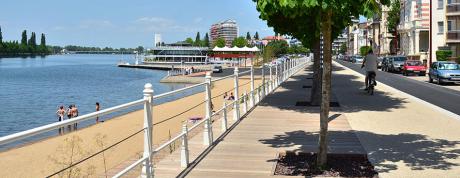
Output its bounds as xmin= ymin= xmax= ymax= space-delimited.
xmin=132 ymin=16 xmax=199 ymax=33
xmin=193 ymin=17 xmax=203 ymax=24
xmin=79 ymin=20 xmax=114 ymax=29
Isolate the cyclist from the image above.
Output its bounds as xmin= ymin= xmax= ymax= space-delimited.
xmin=361 ymin=49 xmax=378 ymax=90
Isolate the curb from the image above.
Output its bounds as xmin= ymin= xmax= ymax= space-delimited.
xmin=333 ymin=61 xmax=460 ymax=121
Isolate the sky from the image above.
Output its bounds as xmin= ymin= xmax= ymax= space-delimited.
xmin=0 ymin=0 xmax=275 ymax=48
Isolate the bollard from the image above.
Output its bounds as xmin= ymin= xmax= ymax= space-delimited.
xmin=141 ymin=83 xmax=154 ymax=178
xmin=250 ymin=65 xmax=255 ymax=108
xmin=222 ymin=101 xmax=228 ymax=131
xmin=180 ymin=123 xmax=189 ymax=168
xmin=233 ymin=67 xmax=240 ymax=121
xmin=203 ymin=72 xmax=213 ymax=145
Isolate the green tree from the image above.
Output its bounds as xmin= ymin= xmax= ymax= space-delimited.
xmin=360 ymin=46 xmax=372 ymax=56
xmin=254 ymin=0 xmax=389 ymax=167
xmin=136 ymin=46 xmax=144 ymax=53
xmin=203 ymin=33 xmax=210 ymax=47
xmin=232 ymin=36 xmax=248 ymax=48
xmin=28 ymin=32 xmax=37 ymax=53
xmin=185 ymin=37 xmax=194 ymax=45
xmin=266 ymin=40 xmax=288 ymax=56
xmin=387 ymin=0 xmax=400 ymax=54
xmin=0 ymin=26 xmax=3 ymax=44
xmin=213 ymin=37 xmax=226 ymax=48
xmin=254 ymin=32 xmax=259 ymax=40
xmin=246 ymin=32 xmax=251 ymax=40
xmin=262 ymin=45 xmax=275 ymax=63
xmin=195 ymin=32 xmax=201 ymax=46
xmin=21 ymin=30 xmax=27 ymax=46
xmin=39 ymin=33 xmax=48 ymax=54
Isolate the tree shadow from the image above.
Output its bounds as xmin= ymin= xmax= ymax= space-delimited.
xmin=259 ymin=130 xmax=460 ymax=173
xmin=257 ymin=64 xmax=407 ymax=113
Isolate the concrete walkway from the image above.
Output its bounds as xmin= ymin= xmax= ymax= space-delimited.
xmin=332 ymin=61 xmax=460 ymax=177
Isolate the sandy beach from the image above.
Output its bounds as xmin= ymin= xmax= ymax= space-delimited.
xmin=0 ymin=75 xmax=262 ymax=178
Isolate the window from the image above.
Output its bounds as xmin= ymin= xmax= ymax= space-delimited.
xmin=448 ymin=21 xmax=453 ymax=31
xmin=439 ymin=0 xmax=444 ymax=9
xmin=438 ymin=22 xmax=444 ymax=34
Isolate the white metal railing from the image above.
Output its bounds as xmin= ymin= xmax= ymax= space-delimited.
xmin=0 ymin=56 xmax=310 ymax=178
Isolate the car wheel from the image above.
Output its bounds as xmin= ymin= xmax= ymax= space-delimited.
xmin=419 ymin=72 xmax=426 ymax=76
xmin=437 ymin=75 xmax=443 ymax=85
xmin=429 ymin=75 xmax=433 ymax=83
xmin=403 ymin=71 xmax=407 ymax=76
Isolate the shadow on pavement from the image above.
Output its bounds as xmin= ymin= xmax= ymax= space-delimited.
xmin=257 ymin=65 xmax=407 ymax=113
xmin=259 ymin=130 xmax=460 ymax=172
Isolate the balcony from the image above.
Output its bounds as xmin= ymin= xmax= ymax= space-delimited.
xmin=446 ymin=31 xmax=460 ymax=43
xmin=447 ymin=3 xmax=460 ymax=16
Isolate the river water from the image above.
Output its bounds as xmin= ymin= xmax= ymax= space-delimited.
xmin=0 ymin=55 xmax=199 ymax=142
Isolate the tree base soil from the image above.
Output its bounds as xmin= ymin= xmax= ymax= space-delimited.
xmin=274 ymin=152 xmax=378 ymax=177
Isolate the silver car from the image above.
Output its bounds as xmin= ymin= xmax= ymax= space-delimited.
xmin=429 ymin=61 xmax=460 ymax=84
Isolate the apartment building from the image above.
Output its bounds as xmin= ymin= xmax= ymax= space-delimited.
xmin=210 ymin=20 xmax=239 ymax=47
xmin=398 ymin=0 xmax=430 ymax=60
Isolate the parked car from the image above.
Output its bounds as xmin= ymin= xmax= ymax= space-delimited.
xmin=212 ymin=65 xmax=223 ymax=73
xmin=343 ymin=55 xmax=352 ymax=62
xmin=352 ymin=55 xmax=364 ymax=63
xmin=429 ymin=61 xmax=460 ymax=84
xmin=402 ymin=60 xmax=426 ymax=76
xmin=377 ymin=57 xmax=384 ymax=69
xmin=388 ymin=56 xmax=407 ymax=73
xmin=381 ymin=57 xmax=391 ymax=72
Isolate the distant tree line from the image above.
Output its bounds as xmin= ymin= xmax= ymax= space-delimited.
xmin=58 ymin=45 xmax=144 ymax=53
xmin=0 ymin=26 xmax=50 ymax=56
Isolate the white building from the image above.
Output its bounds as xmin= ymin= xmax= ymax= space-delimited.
xmin=154 ymin=34 xmax=162 ymax=47
xmin=398 ymin=0 xmax=430 ymax=61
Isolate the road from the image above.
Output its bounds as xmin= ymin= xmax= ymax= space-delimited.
xmin=335 ymin=59 xmax=460 ymax=116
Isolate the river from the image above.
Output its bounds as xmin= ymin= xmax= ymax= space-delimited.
xmin=0 ymin=54 xmax=199 ymax=142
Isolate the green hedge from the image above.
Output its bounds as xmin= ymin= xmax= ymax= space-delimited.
xmin=360 ymin=46 xmax=372 ymax=56
xmin=436 ymin=50 xmax=453 ymax=61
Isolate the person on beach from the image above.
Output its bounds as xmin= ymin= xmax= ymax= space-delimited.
xmin=56 ymin=106 xmax=65 ymax=134
xmin=223 ymin=92 xmax=228 ymax=100
xmin=96 ymin=102 xmax=101 ymax=123
xmin=66 ymin=105 xmax=73 ymax=131
xmin=228 ymin=92 xmax=235 ymax=100
xmin=71 ymin=105 xmax=79 ymax=130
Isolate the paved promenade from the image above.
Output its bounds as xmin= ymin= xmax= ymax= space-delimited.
xmin=154 ymin=65 xmax=366 ymax=178
xmin=154 ymin=61 xmax=460 ymax=178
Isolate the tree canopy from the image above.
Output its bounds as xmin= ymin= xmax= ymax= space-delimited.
xmin=232 ymin=36 xmax=248 ymax=47
xmin=213 ymin=37 xmax=226 ymax=47
xmin=203 ymin=33 xmax=210 ymax=47
xmin=387 ymin=0 xmax=400 ymax=33
xmin=254 ymin=32 xmax=259 ymax=40
xmin=185 ymin=37 xmax=194 ymax=45
xmin=266 ymin=40 xmax=288 ymax=56
xmin=195 ymin=32 xmax=201 ymax=46
xmin=246 ymin=32 xmax=252 ymax=40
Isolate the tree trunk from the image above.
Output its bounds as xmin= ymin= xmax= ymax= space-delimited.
xmin=310 ymin=39 xmax=322 ymax=106
xmin=317 ymin=9 xmax=332 ymax=167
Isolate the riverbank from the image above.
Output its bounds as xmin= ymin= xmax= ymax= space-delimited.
xmin=0 ymin=76 xmax=262 ymax=177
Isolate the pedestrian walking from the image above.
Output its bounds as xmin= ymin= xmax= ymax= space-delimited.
xmin=96 ymin=102 xmax=101 ymax=123
xmin=228 ymin=92 xmax=235 ymax=100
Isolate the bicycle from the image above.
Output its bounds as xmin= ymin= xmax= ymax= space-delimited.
xmin=367 ymin=72 xmax=376 ymax=95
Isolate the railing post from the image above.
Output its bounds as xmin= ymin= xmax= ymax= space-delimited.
xmin=141 ymin=83 xmax=154 ymax=178
xmin=233 ymin=67 xmax=240 ymax=121
xmin=261 ymin=65 xmax=266 ymax=98
xmin=203 ymin=72 xmax=213 ymax=145
xmin=275 ymin=63 xmax=279 ymax=86
xmin=243 ymin=91 xmax=248 ymax=114
xmin=269 ymin=64 xmax=273 ymax=92
xmin=180 ymin=123 xmax=189 ymax=168
xmin=250 ymin=65 xmax=255 ymax=108
xmin=222 ymin=101 xmax=228 ymax=131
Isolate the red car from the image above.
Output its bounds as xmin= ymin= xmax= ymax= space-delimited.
xmin=402 ymin=60 xmax=427 ymax=76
